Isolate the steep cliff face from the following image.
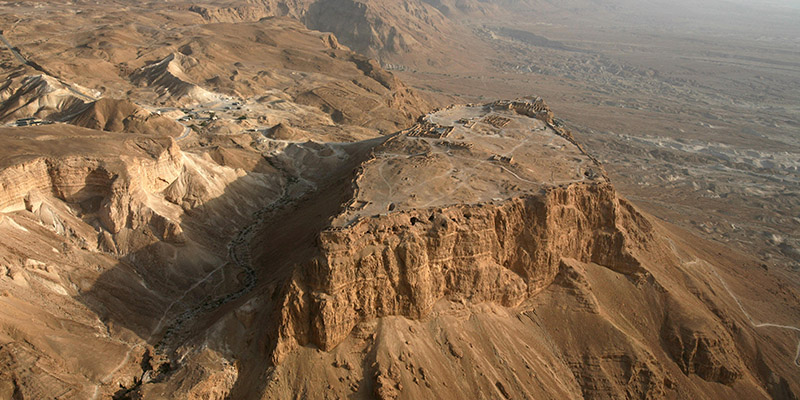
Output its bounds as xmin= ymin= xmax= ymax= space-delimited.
xmin=0 ymin=135 xmax=184 ymax=241
xmin=261 ymin=98 xmax=645 ymax=356
xmin=227 ymin=99 xmax=800 ymax=400
xmin=0 ymin=125 xmax=282 ymax=259
xmin=181 ymin=0 xmax=472 ymax=67
xmin=187 ymin=1 xmax=313 ymax=23
xmin=0 ymin=122 xmax=290 ymax=398
xmin=303 ymin=0 xmax=445 ymax=57
xmin=277 ymin=180 xmax=653 ymax=353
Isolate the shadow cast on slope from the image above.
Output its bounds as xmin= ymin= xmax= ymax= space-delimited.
xmin=76 ymin=137 xmax=383 ymax=398
xmin=226 ymin=137 xmax=382 ymax=400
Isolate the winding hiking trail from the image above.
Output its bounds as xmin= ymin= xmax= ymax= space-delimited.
xmin=668 ymin=239 xmax=800 ymax=367
xmin=709 ymin=267 xmax=800 ymax=367
xmin=88 ymin=137 xmax=374 ymax=399
xmin=152 ymin=189 xmax=283 ymax=351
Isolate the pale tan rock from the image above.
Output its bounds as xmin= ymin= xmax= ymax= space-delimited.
xmin=277 ymin=180 xmax=651 ymax=353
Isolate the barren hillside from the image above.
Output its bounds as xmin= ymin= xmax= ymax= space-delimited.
xmin=0 ymin=1 xmax=797 ymax=399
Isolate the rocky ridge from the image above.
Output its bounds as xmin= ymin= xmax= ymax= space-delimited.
xmin=269 ymin=98 xmax=652 ymax=357
xmin=0 ymin=1 xmax=797 ymax=395
xmin=240 ymin=99 xmax=799 ymax=400
xmin=279 ymin=181 xmax=651 ymax=353
xmin=0 ymin=130 xmax=184 ymax=241
xmin=0 ymin=122 xmax=286 ymax=397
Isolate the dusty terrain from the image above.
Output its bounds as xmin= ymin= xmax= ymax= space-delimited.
xmin=389 ymin=0 xmax=800 ymax=275
xmin=333 ymin=100 xmax=601 ymax=226
xmin=0 ymin=1 xmax=797 ymax=399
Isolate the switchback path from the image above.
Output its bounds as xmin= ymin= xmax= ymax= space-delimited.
xmin=709 ymin=267 xmax=800 ymax=366
xmin=668 ymin=239 xmax=800 ymax=367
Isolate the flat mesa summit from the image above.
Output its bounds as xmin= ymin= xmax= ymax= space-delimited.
xmin=247 ymin=99 xmax=798 ymax=400
xmin=333 ymin=98 xmax=605 ymax=226
xmin=274 ymin=98 xmax=651 ymax=356
xmin=0 ymin=0 xmax=798 ymax=398
xmin=0 ymin=96 xmax=797 ymax=399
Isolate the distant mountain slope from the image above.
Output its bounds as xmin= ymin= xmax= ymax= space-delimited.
xmin=67 ymin=98 xmax=185 ymax=136
xmin=0 ymin=1 xmax=797 ymax=399
xmin=0 ymin=16 xmax=430 ymax=135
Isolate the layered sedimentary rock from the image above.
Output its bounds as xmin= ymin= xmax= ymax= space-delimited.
xmin=0 ymin=126 xmax=186 ymax=248
xmin=269 ymin=100 xmax=653 ymax=355
xmin=238 ymin=99 xmax=799 ymax=400
xmin=278 ymin=180 xmax=652 ymax=353
xmin=0 ymin=120 xmax=290 ymax=398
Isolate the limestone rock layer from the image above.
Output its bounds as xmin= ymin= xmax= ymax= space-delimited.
xmin=277 ymin=180 xmax=651 ymax=353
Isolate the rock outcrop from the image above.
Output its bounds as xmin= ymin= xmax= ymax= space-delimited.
xmin=187 ymin=1 xmax=311 ymax=23
xmin=0 ymin=134 xmax=185 ymax=243
xmin=303 ymin=0 xmax=449 ymax=59
xmin=66 ymin=98 xmax=184 ymax=137
xmin=131 ymin=53 xmax=222 ymax=105
xmin=276 ymin=179 xmax=652 ymax=354
xmin=259 ymin=98 xmax=650 ymax=358
xmin=232 ymin=98 xmax=795 ymax=400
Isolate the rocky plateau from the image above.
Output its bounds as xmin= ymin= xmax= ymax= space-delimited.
xmin=0 ymin=1 xmax=797 ymax=400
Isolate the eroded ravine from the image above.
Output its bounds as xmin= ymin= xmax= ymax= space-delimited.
xmin=91 ymin=175 xmax=301 ymax=400
xmin=153 ymin=184 xmax=296 ymax=352
xmin=82 ymin=99 xmax=800 ymax=399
